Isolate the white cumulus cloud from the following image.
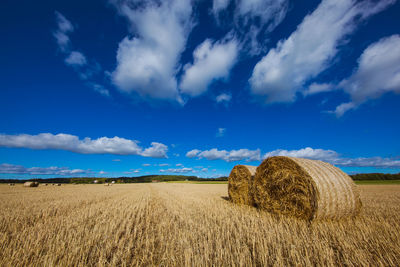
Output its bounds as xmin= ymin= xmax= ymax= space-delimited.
xmin=180 ymin=37 xmax=239 ymax=97
xmin=333 ymin=34 xmax=400 ymax=116
xmin=249 ymin=0 xmax=395 ymax=103
xmin=0 ymin=133 xmax=168 ymax=158
xmin=264 ymin=147 xmax=339 ymax=162
xmin=186 ymin=149 xmax=201 ymax=158
xmin=215 ymin=93 xmax=232 ymax=103
xmin=111 ymin=0 xmax=193 ymax=102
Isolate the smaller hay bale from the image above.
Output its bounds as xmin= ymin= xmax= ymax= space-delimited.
xmin=57 ymin=184 xmax=61 ymax=186
xmin=104 ymin=183 xmax=109 ymax=186
xmin=228 ymin=165 xmax=257 ymax=205
xmin=24 ymin=182 xmax=39 ymax=187
xmin=253 ymin=156 xmax=362 ymax=220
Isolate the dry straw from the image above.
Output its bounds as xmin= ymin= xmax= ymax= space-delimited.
xmin=23 ymin=182 xmax=39 ymax=187
xmin=253 ymin=156 xmax=362 ymax=220
xmin=228 ymin=165 xmax=257 ymax=205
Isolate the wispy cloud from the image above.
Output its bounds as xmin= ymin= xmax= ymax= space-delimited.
xmin=264 ymin=147 xmax=400 ymax=168
xmin=186 ymin=148 xmax=261 ymax=162
xmin=0 ymin=163 xmax=89 ymax=175
xmin=0 ymin=133 xmax=168 ymax=158
xmin=158 ymin=163 xmax=170 ymax=166
xmin=212 ymin=0 xmax=289 ymax=55
xmin=53 ymin=11 xmax=74 ymax=52
xmin=53 ymin=11 xmax=109 ymax=97
xmin=65 ymin=51 xmax=87 ymax=66
xmin=216 ymin=128 xmax=226 ymax=137
xmin=160 ymin=167 xmax=193 ymax=173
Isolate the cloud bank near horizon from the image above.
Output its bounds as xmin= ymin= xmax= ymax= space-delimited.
xmin=0 ymin=133 xmax=168 ymax=158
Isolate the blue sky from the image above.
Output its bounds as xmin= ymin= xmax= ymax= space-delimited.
xmin=1 ymin=0 xmax=400 ymax=179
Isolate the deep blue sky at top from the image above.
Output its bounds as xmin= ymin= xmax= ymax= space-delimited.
xmin=0 ymin=0 xmax=399 ymax=178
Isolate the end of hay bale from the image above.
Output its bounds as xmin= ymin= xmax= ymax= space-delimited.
xmin=228 ymin=165 xmax=257 ymax=206
xmin=23 ymin=182 xmax=39 ymax=187
xmin=253 ymin=157 xmax=318 ymax=220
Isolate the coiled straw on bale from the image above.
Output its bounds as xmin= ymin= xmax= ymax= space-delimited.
xmin=228 ymin=165 xmax=257 ymax=205
xmin=253 ymin=156 xmax=362 ymax=220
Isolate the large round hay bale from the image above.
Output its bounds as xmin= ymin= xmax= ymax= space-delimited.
xmin=23 ymin=182 xmax=39 ymax=187
xmin=228 ymin=165 xmax=257 ymax=205
xmin=253 ymin=156 xmax=361 ymax=220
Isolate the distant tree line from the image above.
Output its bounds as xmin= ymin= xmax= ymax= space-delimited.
xmin=0 ymin=175 xmax=229 ymax=184
xmin=2 ymin=173 xmax=398 ymax=184
xmin=350 ymin=173 xmax=400 ymax=180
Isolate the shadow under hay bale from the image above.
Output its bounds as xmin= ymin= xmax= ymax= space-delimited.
xmin=23 ymin=182 xmax=39 ymax=187
xmin=253 ymin=156 xmax=362 ymax=220
xmin=228 ymin=165 xmax=257 ymax=205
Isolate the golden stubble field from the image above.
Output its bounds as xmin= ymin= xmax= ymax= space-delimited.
xmin=1 ymin=183 xmax=399 ymax=266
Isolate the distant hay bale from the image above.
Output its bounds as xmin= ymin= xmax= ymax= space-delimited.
xmin=253 ymin=156 xmax=362 ymax=220
xmin=57 ymin=184 xmax=61 ymax=186
xmin=23 ymin=182 xmax=39 ymax=187
xmin=104 ymin=183 xmax=109 ymax=186
xmin=228 ymin=165 xmax=257 ymax=205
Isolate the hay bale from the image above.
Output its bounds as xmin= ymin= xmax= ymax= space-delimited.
xmin=253 ymin=156 xmax=362 ymax=220
xmin=23 ymin=182 xmax=39 ymax=187
xmin=228 ymin=165 xmax=257 ymax=205
xmin=57 ymin=184 xmax=61 ymax=186
xmin=104 ymin=183 xmax=109 ymax=186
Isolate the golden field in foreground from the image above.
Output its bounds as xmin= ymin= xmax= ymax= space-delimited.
xmin=1 ymin=183 xmax=399 ymax=266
